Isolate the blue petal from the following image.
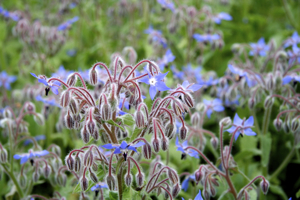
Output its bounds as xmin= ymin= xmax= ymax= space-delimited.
xmin=139 ymin=76 xmax=150 ymax=84
xmin=51 ymin=86 xmax=59 ymax=95
xmin=127 ymin=146 xmax=138 ymax=153
xmin=38 ymin=79 xmax=49 ymax=86
xmin=175 ymin=137 xmax=180 ymax=147
xmin=234 ymin=131 xmax=241 ymax=141
xmin=113 ymin=148 xmax=122 ymax=154
xmin=120 ymin=141 xmax=128 ymax=149
xmin=244 ymin=116 xmax=254 ymax=126
xmin=282 ymin=76 xmax=293 ymax=85
xmin=188 ymin=84 xmax=202 ymax=92
xmin=155 ymin=72 xmax=169 ymax=81
xmin=182 ymin=81 xmax=189 ymax=88
xmin=30 ymin=73 xmax=38 ymax=78
xmin=102 ymin=144 xmax=115 ymax=149
xmin=181 ymin=178 xmax=189 ymax=191
xmin=36 ymin=150 xmax=49 ymax=157
xmin=149 ymin=85 xmax=157 ymax=100
xmin=20 ymin=155 xmax=30 ymax=164
xmin=233 ymin=113 xmax=243 ymax=125
xmin=195 ymin=190 xmax=203 ymax=200
xmin=244 ymin=128 xmax=256 ymax=136
xmin=206 ymin=109 xmax=212 ymax=118
xmin=155 ymin=81 xmax=170 ymax=91
xmin=13 ymin=154 xmax=22 ymax=160
xmin=131 ymin=141 xmax=145 ymax=148
xmin=213 ymin=105 xmax=224 ymax=112
xmin=226 ymin=126 xmax=236 ymax=133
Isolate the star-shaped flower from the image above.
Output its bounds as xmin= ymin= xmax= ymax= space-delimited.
xmin=213 ymin=12 xmax=232 ymax=24
xmin=176 ymin=80 xmax=202 ymax=93
xmin=175 ymin=137 xmax=199 ymax=159
xmin=182 ymin=190 xmax=203 ymax=200
xmin=157 ymin=0 xmax=175 ymax=12
xmin=249 ymin=38 xmax=270 ymax=57
xmin=182 ymin=175 xmax=196 ymax=191
xmin=193 ymin=33 xmax=220 ymax=43
xmin=91 ymin=182 xmax=109 ymax=191
xmin=203 ymin=98 xmax=224 ymax=118
xmin=284 ymin=31 xmax=300 ymax=48
xmin=282 ymin=73 xmax=300 ymax=85
xmin=31 ymin=73 xmax=60 ymax=95
xmin=14 ymin=150 xmax=49 ymax=164
xmin=0 ymin=71 xmax=16 ymax=90
xmin=102 ymin=141 xmax=145 ymax=155
xmin=226 ymin=113 xmax=256 ymax=141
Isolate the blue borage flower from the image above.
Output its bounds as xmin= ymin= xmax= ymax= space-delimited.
xmin=175 ymin=80 xmax=202 ymax=93
xmin=287 ymin=44 xmax=300 ymax=65
xmin=52 ymin=66 xmax=73 ymax=82
xmin=36 ymin=95 xmax=60 ymax=107
xmin=66 ymin=49 xmax=77 ymax=57
xmin=157 ymin=0 xmax=175 ymax=12
xmin=14 ymin=150 xmax=49 ymax=164
xmin=182 ymin=175 xmax=196 ymax=191
xmin=182 ymin=190 xmax=203 ymax=200
xmin=139 ymin=69 xmax=170 ymax=100
xmin=30 ymin=73 xmax=61 ymax=95
xmin=57 ymin=16 xmax=79 ymax=31
xmin=158 ymin=49 xmax=175 ymax=71
xmin=193 ymin=33 xmax=220 ymax=43
xmin=144 ymin=26 xmax=167 ymax=48
xmin=203 ymin=98 xmax=224 ymax=118
xmin=0 ymin=71 xmax=17 ymax=90
xmin=226 ymin=113 xmax=256 ymax=141
xmin=0 ymin=6 xmax=19 ymax=21
xmin=284 ymin=31 xmax=300 ymax=48
xmin=228 ymin=64 xmax=260 ymax=87
xmin=91 ymin=182 xmax=108 ymax=191
xmin=24 ymin=135 xmax=46 ymax=146
xmin=282 ymin=73 xmax=300 ymax=85
xmin=102 ymin=140 xmax=145 ymax=154
xmin=175 ymin=137 xmax=199 ymax=159
xmin=98 ymin=146 xmax=111 ymax=158
xmin=249 ymin=38 xmax=270 ymax=57
xmin=213 ymin=12 xmax=232 ymax=24
xmin=171 ymin=66 xmax=184 ymax=80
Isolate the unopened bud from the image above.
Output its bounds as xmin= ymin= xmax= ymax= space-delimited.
xmin=135 ymin=111 xmax=145 ymax=128
xmin=74 ymin=156 xmax=81 ymax=172
xmin=264 ymin=96 xmax=274 ymax=108
xmin=81 ymin=126 xmax=90 ymax=143
xmin=203 ymin=189 xmax=210 ymax=200
xmin=0 ymin=149 xmax=7 ymax=163
xmin=219 ymin=117 xmax=232 ymax=128
xmin=92 ymin=128 xmax=100 ymax=140
xmin=84 ymin=151 xmax=93 ymax=167
xmin=184 ymin=93 xmax=194 ymax=108
xmin=248 ymin=98 xmax=256 ymax=110
xmin=19 ymin=174 xmax=27 ymax=188
xmin=195 ymin=170 xmax=202 ymax=182
xmin=266 ymin=75 xmax=275 ymax=91
xmin=165 ymin=123 xmax=175 ymax=139
xmin=211 ymin=178 xmax=219 ymax=187
xmin=101 ymin=103 xmax=111 ymax=121
xmin=191 ymin=113 xmax=200 ymax=127
xmin=25 ymin=102 xmax=36 ymax=113
xmin=273 ymin=118 xmax=282 ymax=131
xmin=291 ymin=118 xmax=300 ymax=133
xmin=210 ymin=137 xmax=219 ymax=149
xmin=44 ymin=165 xmax=51 ymax=178
xmin=89 ymin=168 xmax=98 ymax=183
xmin=65 ymin=155 xmax=74 ymax=170
xmin=136 ymin=173 xmax=144 ymax=187
xmin=87 ymin=119 xmax=96 ymax=135
xmin=125 ymin=173 xmax=132 ymax=186
xmin=33 ymin=113 xmax=44 ymax=125
xmin=80 ymin=176 xmax=89 ymax=191
xmin=171 ymin=183 xmax=180 ymax=197
xmin=69 ymin=98 xmax=79 ymax=115
xmin=60 ymin=90 xmax=71 ymax=107
xmin=210 ymin=185 xmax=216 ymax=197
xmin=168 ymin=168 xmax=178 ymax=184
xmin=142 ymin=143 xmax=152 ymax=159
xmin=161 ymin=137 xmax=169 ymax=151
xmin=172 ymin=100 xmax=183 ymax=116
xmin=106 ymin=175 xmax=116 ymax=190
xmin=32 ymin=171 xmax=40 ymax=182
xmin=65 ymin=113 xmax=74 ymax=129
xmin=179 ymin=126 xmax=188 ymax=140
xmin=90 ymin=68 xmax=98 ymax=85
xmin=260 ymin=180 xmax=269 ymax=195
xmin=57 ymin=174 xmax=67 ymax=186
xmin=67 ymin=74 xmax=77 ymax=86
xmin=152 ymin=138 xmax=160 ymax=153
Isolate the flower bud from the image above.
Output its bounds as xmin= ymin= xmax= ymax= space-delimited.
xmin=264 ymin=96 xmax=274 ymax=108
xmin=135 ymin=111 xmax=145 ymax=128
xmin=69 ymin=98 xmax=79 ymax=115
xmin=19 ymin=174 xmax=27 ymax=188
xmin=65 ymin=155 xmax=75 ymax=171
xmin=171 ymin=183 xmax=180 ymax=197
xmin=210 ymin=137 xmax=219 ymax=149
xmin=168 ymin=168 xmax=178 ymax=184
xmin=25 ymin=102 xmax=35 ymax=113
xmin=152 ymin=138 xmax=160 ymax=153
xmin=291 ymin=118 xmax=300 ymax=133
xmin=248 ymin=98 xmax=256 ymax=110
xmin=65 ymin=113 xmax=74 ymax=129
xmin=44 ymin=165 xmax=51 ymax=178
xmin=125 ymin=173 xmax=132 ymax=186
xmin=84 ymin=151 xmax=93 ymax=167
xmin=67 ymin=74 xmax=77 ymax=86
xmin=92 ymin=128 xmax=100 ymax=140
xmin=32 ymin=171 xmax=40 ymax=182
xmin=184 ymin=93 xmax=194 ymax=108
xmin=0 ymin=148 xmax=8 ymax=163
xmin=195 ymin=170 xmax=203 ymax=182
xmin=90 ymin=68 xmax=98 ymax=85
xmin=282 ymin=122 xmax=290 ymax=134
xmin=142 ymin=142 xmax=152 ymax=159
xmin=74 ymin=156 xmax=81 ymax=172
xmin=80 ymin=176 xmax=89 ymax=191
xmin=101 ymin=103 xmax=111 ymax=121
xmin=33 ymin=113 xmax=44 ymax=125
xmin=81 ymin=126 xmax=90 ymax=143
xmin=57 ymin=173 xmax=67 ymax=186
xmin=165 ymin=123 xmax=175 ymax=139
xmin=191 ymin=113 xmax=200 ymax=127
xmin=172 ymin=100 xmax=183 ymax=116
xmin=203 ymin=189 xmax=210 ymax=200
xmin=161 ymin=137 xmax=169 ymax=151
xmin=60 ymin=90 xmax=71 ymax=107
xmin=260 ymin=180 xmax=269 ymax=195
xmin=106 ymin=175 xmax=116 ymax=190
xmin=89 ymin=168 xmax=98 ymax=183
xmin=219 ymin=117 xmax=232 ymax=128
xmin=273 ymin=118 xmax=282 ymax=131
xmin=136 ymin=173 xmax=144 ymax=187
xmin=211 ymin=178 xmax=219 ymax=187
xmin=179 ymin=126 xmax=188 ymax=140
xmin=87 ymin=119 xmax=96 ymax=135
xmin=210 ymin=185 xmax=216 ymax=197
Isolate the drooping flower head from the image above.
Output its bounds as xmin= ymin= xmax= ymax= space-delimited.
xmin=157 ymin=49 xmax=175 ymax=71
xmin=102 ymin=141 xmax=145 ymax=160
xmin=282 ymin=73 xmax=300 ymax=85
xmin=31 ymin=73 xmax=61 ymax=95
xmin=287 ymin=44 xmax=300 ymax=65
xmin=91 ymin=182 xmax=108 ymax=192
xmin=14 ymin=149 xmax=49 ymax=164
xmin=193 ymin=33 xmax=220 ymax=43
xmin=181 ymin=174 xmax=196 ymax=191
xmin=203 ymin=98 xmax=224 ymax=118
xmin=213 ymin=12 xmax=232 ymax=24
xmin=144 ymin=26 xmax=167 ymax=48
xmin=175 ymin=137 xmax=199 ymax=159
xmin=182 ymin=189 xmax=203 ymax=200
xmin=175 ymin=80 xmax=202 ymax=93
xmin=0 ymin=71 xmax=16 ymax=90
xmin=284 ymin=31 xmax=300 ymax=48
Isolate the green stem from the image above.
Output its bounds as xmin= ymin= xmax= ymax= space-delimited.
xmin=250 ymin=109 xmax=261 ymax=135
xmin=8 ymin=126 xmax=14 ymax=172
xmin=237 ymin=169 xmax=257 ymax=189
xmin=1 ymin=164 xmax=24 ymax=198
xmin=166 ymin=149 xmax=169 ymax=166
xmin=269 ymin=147 xmax=295 ymax=181
xmin=117 ymin=167 xmax=124 ymax=200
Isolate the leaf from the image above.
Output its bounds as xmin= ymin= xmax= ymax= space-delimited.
xmin=123 ymin=186 xmax=141 ymax=200
xmin=118 ymin=114 xmax=135 ymax=126
xmin=296 ymin=188 xmax=300 ymax=198
xmin=248 ymin=189 xmax=258 ymax=200
xmin=261 ymin=133 xmax=272 ymax=167
xmin=129 ymin=127 xmax=143 ymax=141
xmin=51 ymin=134 xmax=68 ymax=147
xmin=106 ymin=119 xmax=125 ymax=131
xmin=109 ymin=191 xmax=118 ymax=199
xmin=269 ymin=185 xmax=288 ymax=200
xmin=5 ymin=185 xmax=16 ymax=200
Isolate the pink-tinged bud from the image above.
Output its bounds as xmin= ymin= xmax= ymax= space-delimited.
xmin=19 ymin=174 xmax=27 ymax=188
xmin=161 ymin=137 xmax=169 ymax=151
xmin=210 ymin=137 xmax=219 ymax=149
xmin=210 ymin=184 xmax=216 ymax=197
xmin=244 ymin=191 xmax=250 ymax=200
xmin=65 ymin=155 xmax=74 ymax=170
xmin=171 ymin=183 xmax=180 ymax=197
xmin=89 ymin=168 xmax=98 ymax=183
xmin=184 ymin=93 xmax=194 ymax=108
xmin=164 ymin=184 xmax=171 ymax=199
xmin=84 ymin=151 xmax=93 ymax=167
xmin=81 ymin=126 xmax=90 ymax=143
xmin=80 ymin=176 xmax=89 ymax=191
xmin=65 ymin=113 xmax=74 ymax=129
xmin=179 ymin=126 xmax=188 ymax=140
xmin=219 ymin=117 xmax=232 ymax=128
xmin=142 ymin=142 xmax=152 ymax=159
xmin=92 ymin=163 xmax=98 ymax=171
xmin=152 ymin=138 xmax=160 ymax=153
xmin=74 ymin=156 xmax=81 ymax=172
xmin=248 ymin=98 xmax=256 ymax=109
xmin=0 ymin=148 xmax=8 ymax=163
xmin=33 ymin=113 xmax=44 ymax=126
xmin=264 ymin=96 xmax=274 ymax=108
xmin=124 ymin=173 xmax=132 ymax=186
xmin=60 ymin=90 xmax=71 ymax=107
xmin=157 ymin=187 xmax=162 ymax=196
xmin=136 ymin=173 xmax=144 ymax=187
xmin=203 ymin=189 xmax=210 ymax=200
xmin=44 ymin=165 xmax=51 ymax=178
xmin=211 ymin=178 xmax=219 ymax=187
xmin=101 ymin=103 xmax=111 ymax=121
xmin=32 ymin=171 xmax=40 ymax=183
xmin=67 ymin=74 xmax=77 ymax=86
xmin=89 ymin=68 xmax=98 ymax=85
xmin=191 ymin=112 xmax=200 ymax=127
xmin=57 ymin=174 xmax=67 ymax=186
xmin=291 ymin=118 xmax=300 ymax=133
xmin=273 ymin=118 xmax=282 ymax=131
xmin=92 ymin=128 xmax=100 ymax=140
xmin=135 ymin=111 xmax=145 ymax=128
xmin=69 ymin=98 xmax=79 ymax=115
xmin=195 ymin=170 xmax=202 ymax=182
xmin=25 ymin=102 xmax=35 ymax=113
xmin=172 ymin=100 xmax=183 ymax=116
xmin=260 ymin=180 xmax=269 ymax=195
xmin=168 ymin=168 xmax=178 ymax=184
xmin=106 ymin=175 xmax=116 ymax=190
xmin=87 ymin=119 xmax=96 ymax=135
xmin=165 ymin=123 xmax=175 ymax=139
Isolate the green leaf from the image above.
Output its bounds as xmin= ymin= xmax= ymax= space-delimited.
xmin=261 ymin=133 xmax=272 ymax=167
xmin=129 ymin=127 xmax=143 ymax=141
xmin=106 ymin=119 xmax=125 ymax=131
xmin=118 ymin=114 xmax=135 ymax=126
xmin=269 ymin=185 xmax=288 ymax=200
xmin=248 ymin=189 xmax=257 ymax=200
xmin=123 ymin=186 xmax=142 ymax=200
xmin=109 ymin=191 xmax=118 ymax=199
xmin=296 ymin=188 xmax=300 ymax=198
xmin=51 ymin=134 xmax=68 ymax=147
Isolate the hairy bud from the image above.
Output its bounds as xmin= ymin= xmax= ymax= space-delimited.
xmin=0 ymin=148 xmax=8 ymax=163
xmin=32 ymin=171 xmax=40 ymax=182
xmin=219 ymin=117 xmax=232 ymax=128
xmin=44 ymin=165 xmax=51 ymax=178
xmin=179 ymin=126 xmax=188 ymax=140
xmin=65 ymin=113 xmax=74 ymax=129
xmin=291 ymin=118 xmax=300 ymax=133
xmin=69 ymin=98 xmax=79 ymax=115
xmin=84 ymin=151 xmax=93 ymax=167
xmin=184 ymin=93 xmax=194 ymax=108
xmin=67 ymin=74 xmax=77 ymax=86
xmin=74 ymin=156 xmax=81 ymax=172
xmin=135 ymin=111 xmax=145 ymax=128
xmin=60 ymin=90 xmax=71 ymax=107
xmin=81 ymin=126 xmax=90 ymax=143
xmin=87 ymin=119 xmax=96 ymax=135
xmin=203 ymin=189 xmax=210 ymax=200
xmin=161 ymin=137 xmax=169 ymax=151
xmin=264 ymin=96 xmax=274 ymax=108
xmin=65 ymin=155 xmax=75 ymax=171
xmin=165 ymin=123 xmax=175 ymax=139
xmin=210 ymin=137 xmax=219 ymax=149
xmin=106 ymin=175 xmax=116 ymax=190
xmin=25 ymin=102 xmax=36 ymax=113
xmin=152 ymin=138 xmax=160 ymax=153
xmin=57 ymin=174 xmax=67 ymax=186
xmin=80 ymin=176 xmax=89 ymax=191
xmin=90 ymin=68 xmax=98 ymax=85
xmin=260 ymin=180 xmax=269 ymax=195
xmin=172 ymin=100 xmax=184 ymax=116
xmin=248 ymin=98 xmax=256 ymax=110
xmin=168 ymin=168 xmax=178 ymax=184
xmin=92 ymin=128 xmax=100 ymax=140
xmin=33 ymin=113 xmax=44 ymax=126
xmin=273 ymin=118 xmax=282 ymax=131
xmin=195 ymin=170 xmax=203 ymax=182
xmin=89 ymin=168 xmax=98 ymax=183
xmin=101 ymin=103 xmax=111 ymax=121
xmin=136 ymin=173 xmax=144 ymax=187
xmin=191 ymin=113 xmax=200 ymax=127
xmin=171 ymin=183 xmax=180 ymax=197
xmin=19 ymin=174 xmax=27 ymax=188
xmin=142 ymin=142 xmax=152 ymax=159
xmin=125 ymin=173 xmax=132 ymax=186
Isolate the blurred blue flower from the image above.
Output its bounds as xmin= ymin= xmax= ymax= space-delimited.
xmin=0 ymin=71 xmax=16 ymax=90
xmin=139 ymin=69 xmax=170 ymax=100
xmin=69 ymin=2 xmax=77 ymax=9
xmin=144 ymin=26 xmax=167 ymax=48
xmin=158 ymin=49 xmax=175 ymax=71
xmin=228 ymin=64 xmax=259 ymax=87
xmin=226 ymin=114 xmax=256 ymax=141
xmin=24 ymin=135 xmax=46 ymax=146
xmin=213 ymin=12 xmax=232 ymax=24
xmin=182 ymin=190 xmax=203 ymax=200
xmin=171 ymin=66 xmax=184 ymax=80
xmin=57 ymin=16 xmax=79 ymax=31
xmin=98 ymin=146 xmax=111 ymax=158
xmin=31 ymin=73 xmax=60 ymax=95
xmin=249 ymin=38 xmax=269 ymax=57
xmin=102 ymin=140 xmax=145 ymax=154
xmin=52 ymin=66 xmax=73 ymax=82
xmin=282 ymin=74 xmax=300 ymax=85
xmin=14 ymin=150 xmax=49 ymax=164
xmin=36 ymin=95 xmax=60 ymax=107
xmin=66 ymin=49 xmax=77 ymax=57
xmin=177 ymin=80 xmax=202 ymax=93
xmin=203 ymin=98 xmax=224 ymax=118
xmin=175 ymin=137 xmax=199 ymax=159
xmin=193 ymin=33 xmax=220 ymax=43
xmin=182 ymin=175 xmax=195 ymax=191
xmin=0 ymin=7 xmax=19 ymax=21
xmin=284 ymin=31 xmax=300 ymax=48
xmin=287 ymin=44 xmax=300 ymax=65
xmin=91 ymin=182 xmax=108 ymax=191
xmin=157 ymin=0 xmax=175 ymax=12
